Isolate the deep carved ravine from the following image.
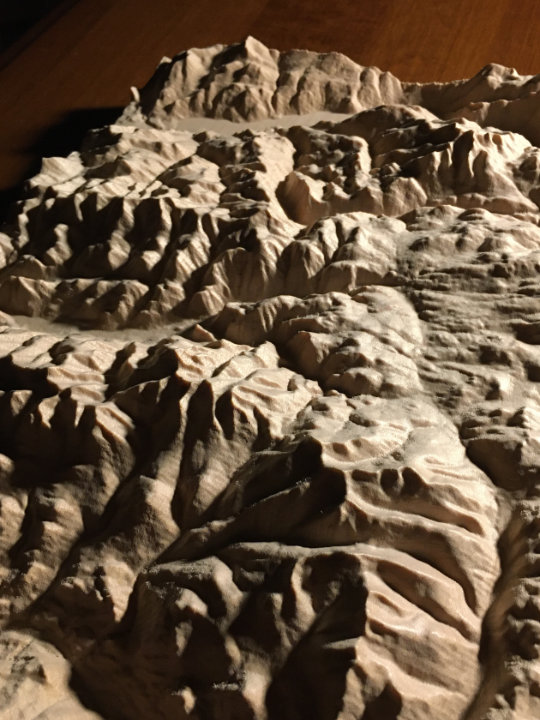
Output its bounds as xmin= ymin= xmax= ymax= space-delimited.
xmin=0 ymin=37 xmax=539 ymax=719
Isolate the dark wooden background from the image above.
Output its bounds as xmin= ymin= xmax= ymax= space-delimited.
xmin=2 ymin=0 xmax=540 ymax=204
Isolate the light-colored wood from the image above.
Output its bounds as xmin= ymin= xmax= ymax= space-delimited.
xmin=2 ymin=0 xmax=540 ymax=195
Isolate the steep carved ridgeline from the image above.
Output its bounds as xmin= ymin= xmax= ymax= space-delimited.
xmin=0 ymin=37 xmax=539 ymax=720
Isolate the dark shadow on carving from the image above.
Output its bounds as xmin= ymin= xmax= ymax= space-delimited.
xmin=361 ymin=683 xmax=403 ymax=719
xmin=0 ymin=106 xmax=123 ymax=226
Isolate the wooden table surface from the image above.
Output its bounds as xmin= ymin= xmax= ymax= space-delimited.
xmin=2 ymin=0 xmax=540 ymax=208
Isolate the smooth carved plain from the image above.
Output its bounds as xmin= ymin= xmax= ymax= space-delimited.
xmin=0 ymin=37 xmax=540 ymax=720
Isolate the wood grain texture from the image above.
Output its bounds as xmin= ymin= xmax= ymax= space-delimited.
xmin=2 ymin=0 xmax=540 ymax=195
